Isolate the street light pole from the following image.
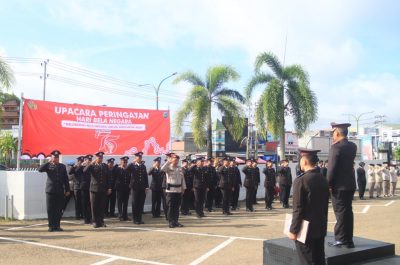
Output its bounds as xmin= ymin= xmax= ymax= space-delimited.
xmin=343 ymin=111 xmax=374 ymax=136
xmin=139 ymin=72 xmax=177 ymax=110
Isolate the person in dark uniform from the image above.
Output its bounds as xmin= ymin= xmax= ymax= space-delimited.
xmin=62 ymin=162 xmax=75 ymax=217
xmin=322 ymin=160 xmax=328 ymax=177
xmin=161 ymin=159 xmax=169 ymax=220
xmin=181 ymin=159 xmax=194 ymax=215
xmin=214 ymin=158 xmax=223 ymax=208
xmin=252 ymin=159 xmax=260 ymax=204
xmin=80 ymin=155 xmax=93 ymax=224
xmin=288 ymin=148 xmax=329 ymax=265
xmin=149 ymin=157 xmax=163 ymax=218
xmin=68 ymin=156 xmax=84 ymax=219
xmin=263 ymin=160 xmax=276 ymax=210
xmin=161 ymin=153 xmax=186 ymax=228
xmin=242 ymin=159 xmax=256 ymax=212
xmin=205 ymin=158 xmax=218 ymax=212
xmin=127 ymin=152 xmax=149 ymax=224
xmin=83 ymin=152 xmax=112 ymax=228
xmin=105 ymin=158 xmax=117 ymax=217
xmin=230 ymin=159 xmax=242 ymax=211
xmin=191 ymin=157 xmax=210 ymax=218
xmin=357 ymin=162 xmax=367 ymax=200
xmin=327 ymin=122 xmax=357 ymax=248
xmin=218 ymin=157 xmax=235 ymax=215
xmin=39 ymin=150 xmax=70 ymax=232
xmin=115 ymin=156 xmax=131 ymax=221
xmin=278 ymin=159 xmax=292 ymax=208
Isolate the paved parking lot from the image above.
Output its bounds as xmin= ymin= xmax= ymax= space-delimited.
xmin=1 ymin=193 xmax=399 ymax=265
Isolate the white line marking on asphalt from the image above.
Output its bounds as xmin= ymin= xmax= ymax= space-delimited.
xmin=188 ymin=237 xmax=236 ymax=265
xmin=114 ymin=226 xmax=265 ymax=241
xmin=0 ymin=236 xmax=172 ymax=265
xmin=384 ymin=200 xmax=395 ymax=206
xmin=90 ymin=257 xmax=119 ymax=265
xmin=5 ymin=223 xmax=48 ymax=231
xmin=362 ymin=205 xmax=370 ymax=214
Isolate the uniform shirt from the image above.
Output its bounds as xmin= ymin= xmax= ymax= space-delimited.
xmin=389 ymin=168 xmax=398 ymax=182
xmin=327 ymin=138 xmax=357 ymax=191
xmin=78 ymin=165 xmax=91 ymax=191
xmin=191 ymin=166 xmax=210 ymax=189
xmin=39 ymin=162 xmax=70 ymax=194
xmin=149 ymin=166 xmax=164 ymax=191
xmin=114 ymin=165 xmax=131 ymax=191
xmin=356 ymin=167 xmax=366 ymax=184
xmin=375 ymin=167 xmax=383 ymax=183
xmin=127 ymin=162 xmax=149 ymax=190
xmin=242 ymin=166 xmax=256 ymax=188
xmin=278 ymin=166 xmax=292 ymax=186
xmin=254 ymin=166 xmax=260 ymax=186
xmin=231 ymin=166 xmax=242 ymax=187
xmin=263 ymin=167 xmax=276 ymax=188
xmin=68 ymin=165 xmax=83 ymax=190
xmin=290 ymin=168 xmax=329 ymax=239
xmin=218 ymin=166 xmax=234 ymax=190
xmin=83 ymin=162 xmax=112 ymax=193
xmin=183 ymin=166 xmax=194 ymax=190
xmin=382 ymin=168 xmax=390 ymax=181
xmin=161 ymin=161 xmax=186 ymax=193
xmin=207 ymin=166 xmax=219 ymax=188
xmin=367 ymin=167 xmax=375 ymax=183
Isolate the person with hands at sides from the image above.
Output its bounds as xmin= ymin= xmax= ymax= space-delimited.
xmin=191 ymin=157 xmax=210 ymax=218
xmin=218 ymin=157 xmax=235 ymax=215
xmin=149 ymin=157 xmax=164 ymax=218
xmin=39 ymin=150 xmax=70 ymax=232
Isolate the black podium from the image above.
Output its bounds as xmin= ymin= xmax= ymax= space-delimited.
xmin=263 ymin=233 xmax=397 ymax=265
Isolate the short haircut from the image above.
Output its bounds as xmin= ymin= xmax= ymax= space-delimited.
xmin=302 ymin=154 xmax=319 ymax=166
xmin=336 ymin=127 xmax=348 ymax=136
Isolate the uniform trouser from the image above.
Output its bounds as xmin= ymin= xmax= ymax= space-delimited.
xmin=189 ymin=190 xmax=195 ymax=209
xmin=62 ymin=191 xmax=73 ymax=212
xmin=383 ymin=180 xmax=390 ymax=195
xmin=117 ymin=189 xmax=130 ymax=219
xmin=253 ymin=186 xmax=259 ymax=204
xmin=295 ymin=237 xmax=326 ymax=265
xmin=331 ymin=190 xmax=355 ymax=243
xmin=181 ymin=188 xmax=193 ymax=214
xmin=131 ymin=189 xmax=146 ymax=222
xmin=90 ymin=191 xmax=106 ymax=226
xmin=231 ymin=185 xmax=240 ymax=208
xmin=245 ymin=187 xmax=254 ymax=210
xmin=81 ymin=189 xmax=92 ymax=223
xmin=391 ymin=182 xmax=397 ymax=195
xmin=105 ymin=189 xmax=116 ymax=215
xmin=375 ymin=182 xmax=383 ymax=196
xmin=162 ymin=189 xmax=168 ymax=219
xmin=280 ymin=184 xmax=291 ymax=206
xmin=74 ymin=189 xmax=82 ymax=218
xmin=151 ymin=189 xmax=162 ymax=217
xmin=166 ymin=192 xmax=182 ymax=223
xmin=214 ymin=187 xmax=222 ymax=207
xmin=46 ymin=192 xmax=65 ymax=228
xmin=357 ymin=182 xmax=366 ymax=198
xmin=194 ymin=188 xmax=206 ymax=216
xmin=205 ymin=186 xmax=216 ymax=210
xmin=368 ymin=182 xmax=375 ymax=198
xmin=221 ymin=188 xmax=232 ymax=213
xmin=265 ymin=186 xmax=275 ymax=208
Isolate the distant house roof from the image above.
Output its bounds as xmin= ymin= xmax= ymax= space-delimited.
xmin=212 ymin=119 xmax=226 ymax=131
xmin=2 ymin=100 xmax=18 ymax=107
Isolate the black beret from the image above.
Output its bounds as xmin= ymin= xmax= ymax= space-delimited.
xmin=298 ymin=148 xmax=321 ymax=156
xmin=330 ymin=122 xmax=351 ymax=128
xmin=95 ymin=152 xmax=105 ymax=157
xmin=107 ymin=158 xmax=115 ymax=163
xmin=153 ymin=157 xmax=161 ymax=162
xmin=134 ymin=152 xmax=143 ymax=157
xmin=120 ymin=156 xmax=129 ymax=161
xmin=51 ymin=150 xmax=61 ymax=157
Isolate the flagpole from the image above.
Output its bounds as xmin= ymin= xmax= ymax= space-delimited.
xmin=16 ymin=93 xmax=24 ymax=171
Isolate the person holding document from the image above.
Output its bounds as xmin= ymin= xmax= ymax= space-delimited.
xmin=288 ymin=148 xmax=329 ymax=265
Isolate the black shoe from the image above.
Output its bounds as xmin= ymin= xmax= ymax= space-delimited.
xmin=181 ymin=212 xmax=188 ymax=216
xmin=226 ymin=212 xmax=233 ymax=215
xmin=246 ymin=209 xmax=252 ymax=212
xmin=54 ymin=227 xmax=64 ymax=232
xmin=48 ymin=228 xmax=54 ymax=232
xmin=119 ymin=217 xmax=124 ymax=221
xmin=169 ymin=222 xmax=176 ymax=228
xmin=102 ymin=223 xmax=107 ymax=227
xmin=93 ymin=224 xmax=100 ymax=228
xmin=328 ymin=241 xmax=355 ymax=248
xmin=109 ymin=213 xmax=116 ymax=217
xmin=174 ymin=222 xmax=184 ymax=227
xmin=84 ymin=221 xmax=91 ymax=224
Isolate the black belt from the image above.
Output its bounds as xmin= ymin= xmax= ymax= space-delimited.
xmin=168 ymin=184 xmax=182 ymax=188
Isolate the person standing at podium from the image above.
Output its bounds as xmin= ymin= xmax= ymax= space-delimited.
xmin=288 ymin=148 xmax=329 ymax=265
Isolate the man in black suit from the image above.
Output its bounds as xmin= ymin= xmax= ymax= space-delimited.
xmin=263 ymin=160 xmax=276 ymax=210
xmin=278 ymin=159 xmax=292 ymax=208
xmin=114 ymin=156 xmax=131 ymax=221
xmin=105 ymin=158 xmax=117 ymax=217
xmin=327 ymin=122 xmax=357 ymax=248
xmin=68 ymin=156 xmax=84 ymax=219
xmin=83 ymin=152 xmax=112 ymax=228
xmin=242 ymin=159 xmax=256 ymax=212
xmin=80 ymin=154 xmax=93 ymax=224
xmin=191 ymin=157 xmax=210 ymax=218
xmin=357 ymin=162 xmax=367 ymax=200
xmin=230 ymin=159 xmax=242 ymax=211
xmin=218 ymin=157 xmax=234 ymax=215
xmin=38 ymin=150 xmax=70 ymax=232
xmin=288 ymin=148 xmax=329 ymax=265
xmin=149 ymin=157 xmax=163 ymax=218
xmin=128 ymin=152 xmax=149 ymax=224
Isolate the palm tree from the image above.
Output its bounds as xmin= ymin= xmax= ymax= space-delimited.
xmin=0 ymin=56 xmax=15 ymax=90
xmin=173 ymin=65 xmax=246 ymax=158
xmin=0 ymin=131 xmax=17 ymax=167
xmin=245 ymin=52 xmax=318 ymax=160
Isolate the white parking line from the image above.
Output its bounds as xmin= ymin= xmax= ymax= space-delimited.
xmin=114 ymin=226 xmax=265 ymax=241
xmin=362 ymin=205 xmax=371 ymax=214
xmin=90 ymin=257 xmax=119 ymax=265
xmin=0 ymin=236 xmax=172 ymax=265
xmin=5 ymin=223 xmax=48 ymax=231
xmin=188 ymin=237 xmax=236 ymax=265
xmin=384 ymin=200 xmax=395 ymax=206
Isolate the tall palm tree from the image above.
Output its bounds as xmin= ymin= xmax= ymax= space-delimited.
xmin=245 ymin=52 xmax=318 ymax=160
xmin=173 ymin=65 xmax=246 ymax=158
xmin=0 ymin=56 xmax=15 ymax=90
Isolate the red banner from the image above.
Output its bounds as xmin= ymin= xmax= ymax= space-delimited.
xmin=22 ymin=99 xmax=170 ymax=156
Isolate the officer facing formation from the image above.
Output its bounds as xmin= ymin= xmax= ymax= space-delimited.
xmin=288 ymin=148 xmax=329 ymax=265
xmin=83 ymin=152 xmax=112 ymax=228
xmin=327 ymin=122 xmax=357 ymax=248
xmin=128 ymin=152 xmax=149 ymax=224
xmin=39 ymin=150 xmax=70 ymax=232
xmin=114 ymin=156 xmax=131 ymax=221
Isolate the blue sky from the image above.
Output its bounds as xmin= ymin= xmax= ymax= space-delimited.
xmin=1 ymin=0 xmax=400 ymax=132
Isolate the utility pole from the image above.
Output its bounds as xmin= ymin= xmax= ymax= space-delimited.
xmin=41 ymin=59 xmax=49 ymax=101
xmin=343 ymin=111 xmax=374 ymax=136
